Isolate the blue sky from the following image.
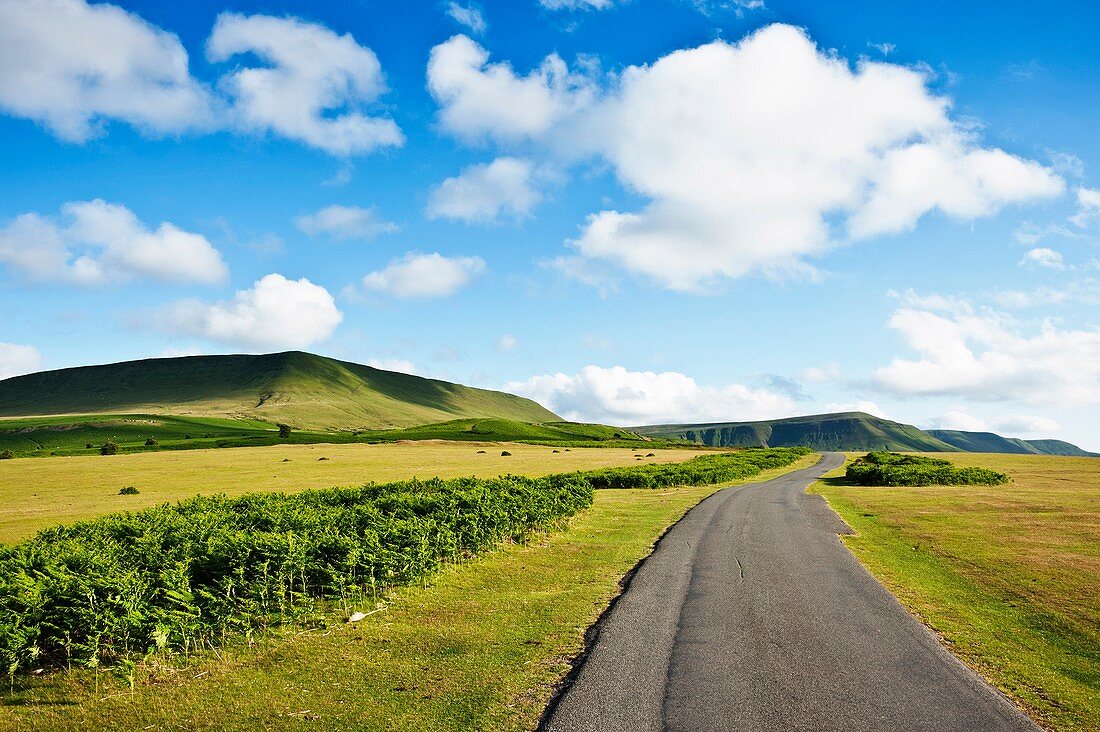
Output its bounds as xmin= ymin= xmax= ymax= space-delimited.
xmin=1 ymin=0 xmax=1098 ymax=449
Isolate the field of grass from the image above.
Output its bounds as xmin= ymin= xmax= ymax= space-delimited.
xmin=0 ymin=454 xmax=819 ymax=731
xmin=0 ymin=441 xmax=711 ymax=543
xmin=0 ymin=414 xmax=677 ymax=458
xmin=813 ymin=453 xmax=1099 ymax=732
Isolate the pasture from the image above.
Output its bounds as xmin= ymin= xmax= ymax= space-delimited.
xmin=0 ymin=441 xmax=711 ymax=543
xmin=814 ymin=453 xmax=1100 ymax=731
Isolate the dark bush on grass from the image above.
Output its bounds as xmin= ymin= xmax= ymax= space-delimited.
xmin=277 ymin=423 xmax=292 ymax=439
xmin=0 ymin=450 xmax=13 ymax=460
xmin=118 ymin=486 xmax=139 ymax=495
xmin=100 ymin=441 xmax=118 ymax=456
xmin=0 ymin=447 xmax=809 ymax=678
xmin=845 ymin=451 xmax=1008 ymax=487
xmin=501 ymin=450 xmax=512 ymax=456
xmin=145 ymin=438 xmax=158 ymax=447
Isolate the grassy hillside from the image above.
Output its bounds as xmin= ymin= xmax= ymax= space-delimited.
xmin=0 ymin=351 xmax=558 ymax=430
xmin=928 ymin=430 xmax=1098 ymax=457
xmin=636 ymin=412 xmax=955 ymax=452
xmin=0 ymin=415 xmax=673 ymax=458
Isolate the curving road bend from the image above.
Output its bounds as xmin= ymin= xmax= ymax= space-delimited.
xmin=542 ymin=453 xmax=1037 ymax=732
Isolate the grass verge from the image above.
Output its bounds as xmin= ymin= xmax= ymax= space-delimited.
xmin=0 ymin=455 xmax=817 ymax=731
xmin=813 ymin=453 xmax=1099 ymax=732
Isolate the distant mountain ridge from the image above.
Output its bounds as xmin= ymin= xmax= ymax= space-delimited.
xmin=636 ymin=412 xmax=1097 ymax=456
xmin=0 ymin=351 xmax=559 ymax=430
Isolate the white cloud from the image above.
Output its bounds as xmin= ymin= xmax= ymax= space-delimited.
xmin=505 ymin=365 xmax=795 ymax=424
xmin=868 ymin=41 xmax=896 ymax=56
xmin=995 ymin=415 xmax=1060 ymax=435
xmin=992 ymin=278 xmax=1100 ymax=309
xmin=1020 ymin=247 xmax=1065 ymax=269
xmin=362 ymin=252 xmax=486 ymax=298
xmin=539 ymin=0 xmax=619 ymax=9
xmin=296 ymin=205 xmax=398 ymax=241
xmin=207 ymin=13 xmax=403 ymax=156
xmin=427 ymin=157 xmax=541 ymax=223
xmin=1070 ymin=187 xmax=1100 ymax=227
xmin=366 ymin=358 xmax=419 ymax=375
xmin=927 ymin=409 xmax=989 ymax=432
xmin=165 ymin=274 xmax=342 ymax=350
xmin=498 ymin=334 xmax=519 ymax=351
xmin=0 ymin=0 xmax=214 ymax=142
xmin=822 ymin=401 xmax=892 ymax=420
xmin=433 ymin=25 xmax=1063 ymax=292
xmin=427 ymin=34 xmax=595 ymax=143
xmin=0 ymin=343 xmax=44 ymax=380
xmin=802 ymin=363 xmax=841 ymax=383
xmin=446 ymin=3 xmax=487 ymax=34
xmin=0 ymin=200 xmax=227 ymax=285
xmin=874 ymin=300 xmax=1100 ymax=406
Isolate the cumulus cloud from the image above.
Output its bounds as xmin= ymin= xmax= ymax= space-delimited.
xmin=926 ymin=410 xmax=1060 ymax=436
xmin=0 ymin=0 xmax=214 ymax=142
xmin=0 ymin=200 xmax=227 ymax=285
xmin=505 ymin=365 xmax=795 ymax=424
xmin=539 ymin=0 xmax=619 ymax=9
xmin=427 ymin=157 xmax=541 ymax=223
xmin=427 ymin=34 xmax=595 ymax=143
xmin=927 ymin=409 xmax=990 ymax=432
xmin=165 ymin=274 xmax=342 ymax=350
xmin=874 ymin=298 xmax=1100 ymax=406
xmin=429 ymin=25 xmax=1062 ymax=292
xmin=446 ymin=3 xmax=487 ymax=34
xmin=0 ymin=343 xmax=44 ymax=380
xmin=1070 ymin=187 xmax=1100 ymax=227
xmin=206 ymin=13 xmax=403 ymax=156
xmin=1020 ymin=247 xmax=1064 ymax=269
xmin=361 ymin=252 xmax=486 ymax=298
xmin=823 ymin=400 xmax=891 ymax=420
xmin=296 ymin=205 xmax=398 ymax=241
xmin=498 ymin=334 xmax=519 ymax=351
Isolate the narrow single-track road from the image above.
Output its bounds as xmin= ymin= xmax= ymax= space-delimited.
xmin=543 ymin=453 xmax=1037 ymax=732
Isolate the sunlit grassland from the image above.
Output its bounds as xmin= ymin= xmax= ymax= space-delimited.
xmin=0 ymin=455 xmax=819 ymax=731
xmin=813 ymin=453 xmax=1099 ymax=732
xmin=0 ymin=441 xmax=710 ymax=544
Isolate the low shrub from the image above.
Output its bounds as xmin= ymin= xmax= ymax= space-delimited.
xmin=145 ymin=438 xmax=158 ymax=447
xmin=118 ymin=486 xmax=140 ymax=495
xmin=0 ymin=447 xmax=809 ymax=679
xmin=846 ymin=451 xmax=1008 ymax=487
xmin=0 ymin=450 xmax=13 ymax=460
xmin=100 ymin=441 xmax=118 ymax=456
xmin=501 ymin=450 xmax=512 ymax=456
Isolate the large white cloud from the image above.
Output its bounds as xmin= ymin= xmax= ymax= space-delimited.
xmin=361 ymin=252 xmax=486 ymax=298
xmin=874 ymin=299 xmax=1100 ymax=406
xmin=0 ymin=0 xmax=214 ymax=142
xmin=296 ymin=205 xmax=398 ymax=241
xmin=429 ymin=25 xmax=1063 ymax=291
xmin=0 ymin=343 xmax=44 ymax=380
xmin=165 ymin=274 xmax=342 ymax=350
xmin=0 ymin=200 xmax=227 ymax=285
xmin=427 ymin=157 xmax=541 ymax=223
xmin=505 ymin=365 xmax=795 ymax=425
xmin=207 ymin=13 xmax=403 ymax=156
xmin=427 ymin=34 xmax=594 ymax=143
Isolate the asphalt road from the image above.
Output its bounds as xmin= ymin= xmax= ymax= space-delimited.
xmin=543 ymin=453 xmax=1038 ymax=732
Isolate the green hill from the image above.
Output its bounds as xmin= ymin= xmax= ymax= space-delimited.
xmin=0 ymin=351 xmax=559 ymax=430
xmin=928 ymin=430 xmax=1098 ymax=457
xmin=635 ymin=412 xmax=956 ymax=452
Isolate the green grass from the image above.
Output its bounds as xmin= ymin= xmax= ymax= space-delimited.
xmin=0 ymin=414 xmax=686 ymax=459
xmin=0 ymin=351 xmax=559 ymax=430
xmin=0 ymin=454 xmax=819 ymax=731
xmin=813 ymin=453 xmax=1099 ymax=731
xmin=0 ymin=441 xmax=713 ymax=544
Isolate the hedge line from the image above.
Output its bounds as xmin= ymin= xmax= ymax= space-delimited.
xmin=0 ymin=447 xmax=809 ymax=678
xmin=846 ymin=451 xmax=1009 ymax=486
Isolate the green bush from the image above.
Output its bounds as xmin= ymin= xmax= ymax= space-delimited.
xmin=277 ymin=423 xmax=292 ymax=439
xmin=118 ymin=486 xmax=140 ymax=495
xmin=100 ymin=441 xmax=118 ymax=456
xmin=501 ymin=450 xmax=512 ymax=456
xmin=0 ymin=450 xmax=13 ymax=460
xmin=144 ymin=438 xmax=158 ymax=447
xmin=846 ymin=451 xmax=1008 ymax=487
xmin=0 ymin=447 xmax=809 ymax=678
